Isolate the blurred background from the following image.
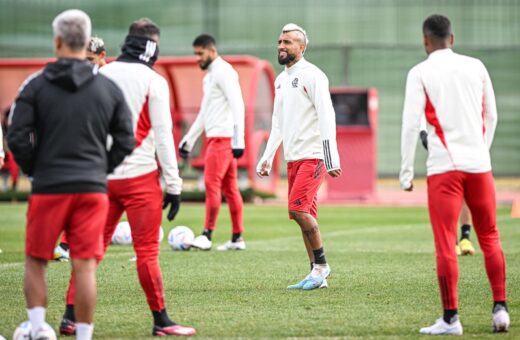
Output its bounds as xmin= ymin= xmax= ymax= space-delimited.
xmin=0 ymin=0 xmax=519 ymax=178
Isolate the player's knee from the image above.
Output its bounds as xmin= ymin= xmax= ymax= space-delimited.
xmin=289 ymin=210 xmax=305 ymax=221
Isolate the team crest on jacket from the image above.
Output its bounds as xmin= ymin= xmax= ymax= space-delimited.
xmin=292 ymin=78 xmax=299 ymax=88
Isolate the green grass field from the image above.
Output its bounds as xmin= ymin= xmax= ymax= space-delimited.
xmin=0 ymin=203 xmax=518 ymax=339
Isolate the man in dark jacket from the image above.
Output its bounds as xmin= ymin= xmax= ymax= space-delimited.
xmin=7 ymin=9 xmax=134 ymax=340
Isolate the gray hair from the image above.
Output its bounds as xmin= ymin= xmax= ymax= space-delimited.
xmin=52 ymin=9 xmax=91 ymax=51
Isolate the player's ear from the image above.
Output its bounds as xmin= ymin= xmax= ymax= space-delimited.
xmin=449 ymin=33 xmax=454 ymax=47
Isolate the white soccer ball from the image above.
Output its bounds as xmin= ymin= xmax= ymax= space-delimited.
xmin=111 ymin=221 xmax=133 ymax=245
xmin=168 ymin=226 xmax=195 ymax=251
xmin=13 ymin=321 xmax=56 ymax=340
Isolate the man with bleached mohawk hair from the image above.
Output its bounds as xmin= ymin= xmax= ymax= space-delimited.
xmin=86 ymin=36 xmax=107 ymax=67
xmin=257 ymin=23 xmax=342 ymax=290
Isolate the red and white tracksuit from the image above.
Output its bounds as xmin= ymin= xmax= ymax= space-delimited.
xmin=67 ymin=61 xmax=182 ymax=312
xmin=180 ymin=57 xmax=244 ymax=233
xmin=400 ymin=48 xmax=505 ymax=309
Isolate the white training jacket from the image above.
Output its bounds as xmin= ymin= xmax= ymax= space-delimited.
xmin=100 ymin=61 xmax=182 ymax=195
xmin=400 ymin=48 xmax=498 ymax=189
xmin=257 ymin=58 xmax=341 ymax=173
xmin=180 ymin=56 xmax=245 ymax=150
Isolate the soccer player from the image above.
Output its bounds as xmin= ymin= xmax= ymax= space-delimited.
xmin=7 ymin=9 xmax=135 ymax=340
xmin=86 ymin=36 xmax=107 ymax=67
xmin=419 ymin=120 xmax=476 ymax=256
xmin=59 ymin=18 xmax=196 ymax=337
xmin=257 ymin=23 xmax=342 ymax=290
xmin=179 ymin=34 xmax=246 ymax=251
xmin=54 ymin=35 xmax=109 ymax=262
xmin=400 ymin=14 xmax=509 ymax=335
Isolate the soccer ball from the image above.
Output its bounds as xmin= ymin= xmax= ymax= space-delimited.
xmin=111 ymin=221 xmax=132 ymax=245
xmin=13 ymin=321 xmax=56 ymax=340
xmin=168 ymin=226 xmax=195 ymax=250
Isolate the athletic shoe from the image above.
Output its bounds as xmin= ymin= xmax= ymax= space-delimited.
xmin=458 ymin=239 xmax=475 ymax=256
xmin=59 ymin=318 xmax=76 ymax=336
xmin=191 ymin=235 xmax=212 ymax=250
xmin=302 ymin=264 xmax=331 ymax=290
xmin=455 ymin=244 xmax=462 ymax=256
xmin=492 ymin=306 xmax=510 ymax=332
xmin=287 ymin=274 xmax=329 ymax=289
xmin=152 ymin=324 xmax=196 ymax=336
xmin=419 ymin=317 xmax=463 ymax=335
xmin=216 ymin=239 xmax=246 ymax=251
xmin=54 ymin=245 xmax=70 ymax=262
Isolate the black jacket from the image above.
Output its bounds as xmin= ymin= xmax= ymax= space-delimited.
xmin=7 ymin=58 xmax=135 ymax=193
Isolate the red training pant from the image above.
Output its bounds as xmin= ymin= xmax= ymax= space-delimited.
xmin=203 ymin=137 xmax=244 ymax=233
xmin=427 ymin=171 xmax=506 ymax=310
xmin=67 ymin=171 xmax=166 ymax=311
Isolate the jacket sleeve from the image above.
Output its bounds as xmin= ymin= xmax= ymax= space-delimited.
xmin=399 ymin=66 xmax=424 ymax=190
xmin=481 ymin=63 xmax=498 ymax=149
xmin=7 ymin=76 xmax=38 ymax=175
xmin=218 ymin=67 xmax=245 ymax=149
xmin=179 ymin=108 xmax=204 ymax=152
xmin=149 ymin=74 xmax=183 ymax=194
xmin=307 ymin=70 xmax=341 ymax=171
xmin=107 ymin=87 xmax=135 ymax=173
xmin=256 ymin=88 xmax=282 ymax=174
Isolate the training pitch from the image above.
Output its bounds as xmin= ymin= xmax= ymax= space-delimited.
xmin=0 ymin=203 xmax=518 ymax=338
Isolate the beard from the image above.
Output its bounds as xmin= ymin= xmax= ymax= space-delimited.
xmin=199 ymin=57 xmax=213 ymax=70
xmin=278 ymin=51 xmax=296 ymax=65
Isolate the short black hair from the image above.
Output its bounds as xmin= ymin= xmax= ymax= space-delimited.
xmin=193 ymin=34 xmax=216 ymax=48
xmin=129 ymin=18 xmax=160 ymax=39
xmin=423 ymin=14 xmax=452 ymax=40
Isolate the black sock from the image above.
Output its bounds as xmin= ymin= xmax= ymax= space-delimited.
xmin=59 ymin=242 xmax=70 ymax=251
xmin=202 ymin=229 xmax=213 ymax=241
xmin=312 ymin=247 xmax=327 ymax=265
xmin=310 ymin=262 xmax=314 ymax=271
xmin=152 ymin=309 xmax=176 ymax=327
xmin=232 ymin=233 xmax=241 ymax=242
xmin=493 ymin=301 xmax=508 ymax=313
xmin=63 ymin=304 xmax=75 ymax=322
xmin=460 ymin=224 xmax=471 ymax=240
xmin=443 ymin=309 xmax=458 ymax=324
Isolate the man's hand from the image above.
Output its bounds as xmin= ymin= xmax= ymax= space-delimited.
xmin=420 ymin=130 xmax=428 ymax=150
xmin=404 ymin=182 xmax=414 ymax=192
xmin=162 ymin=193 xmax=181 ymax=221
xmin=327 ymin=168 xmax=342 ymax=178
xmin=179 ymin=142 xmax=189 ymax=159
xmin=256 ymin=160 xmax=270 ymax=177
xmin=0 ymin=157 xmax=3 ymax=168
xmin=232 ymin=148 xmax=244 ymax=159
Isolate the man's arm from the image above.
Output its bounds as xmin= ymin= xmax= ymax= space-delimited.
xmin=256 ymin=94 xmax=282 ymax=176
xmin=400 ymin=67 xmax=425 ymax=191
xmin=7 ymin=77 xmax=38 ymax=175
xmin=308 ymin=71 xmax=341 ymax=176
xmin=107 ymin=87 xmax=135 ymax=173
xmin=149 ymin=75 xmax=183 ymax=195
xmin=218 ymin=68 xmax=245 ymax=153
xmin=179 ymin=107 xmax=204 ymax=155
xmin=482 ymin=64 xmax=498 ymax=149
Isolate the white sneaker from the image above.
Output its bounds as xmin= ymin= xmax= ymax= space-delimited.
xmin=419 ymin=317 xmax=463 ymax=335
xmin=191 ymin=235 xmax=212 ymax=250
xmin=216 ymin=239 xmax=246 ymax=251
xmin=492 ymin=307 xmax=510 ymax=332
xmin=54 ymin=245 xmax=69 ymax=262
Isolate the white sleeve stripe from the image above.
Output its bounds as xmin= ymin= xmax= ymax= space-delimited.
xmin=323 ymin=139 xmax=332 ymax=170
